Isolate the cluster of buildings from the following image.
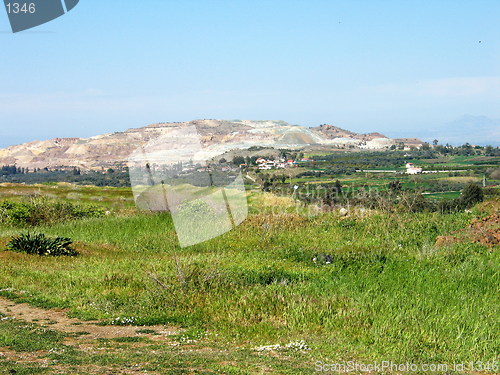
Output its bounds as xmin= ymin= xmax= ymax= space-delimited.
xmin=256 ymin=158 xmax=290 ymax=170
xmin=255 ymin=157 xmax=313 ymax=170
xmin=195 ymin=166 xmax=239 ymax=173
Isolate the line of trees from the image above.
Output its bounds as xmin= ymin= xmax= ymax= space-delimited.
xmin=0 ymin=166 xmax=130 ymax=187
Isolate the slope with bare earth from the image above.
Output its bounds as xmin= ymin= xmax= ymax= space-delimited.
xmin=435 ymin=199 xmax=500 ymax=247
xmin=0 ymin=119 xmax=423 ymax=171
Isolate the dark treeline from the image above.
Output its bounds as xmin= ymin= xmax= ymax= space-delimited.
xmin=0 ymin=166 xmax=240 ymax=188
xmin=428 ymin=143 xmax=500 ymax=156
xmin=312 ymin=153 xmax=407 ymax=169
xmin=0 ymin=166 xmax=130 ymax=187
xmin=1 ymin=165 xmax=29 ymax=175
xmin=310 ymin=146 xmax=500 ymax=171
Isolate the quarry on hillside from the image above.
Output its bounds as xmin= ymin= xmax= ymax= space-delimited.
xmin=0 ymin=120 xmax=423 ymax=171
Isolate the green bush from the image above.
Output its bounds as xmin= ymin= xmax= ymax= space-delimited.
xmin=6 ymin=233 xmax=78 ymax=256
xmin=437 ymin=198 xmax=465 ymax=214
xmin=0 ymin=198 xmax=105 ymax=226
xmin=461 ymin=183 xmax=484 ymax=207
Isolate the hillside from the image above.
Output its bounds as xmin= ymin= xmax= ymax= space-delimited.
xmin=0 ymin=120 xmax=423 ymax=170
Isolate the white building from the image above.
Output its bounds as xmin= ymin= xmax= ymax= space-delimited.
xmin=406 ymin=163 xmax=422 ymax=174
xmin=258 ymin=161 xmax=276 ymax=170
xmin=255 ymin=157 xmax=291 ymax=170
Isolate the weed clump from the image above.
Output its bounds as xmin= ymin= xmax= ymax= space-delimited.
xmin=6 ymin=233 xmax=78 ymax=256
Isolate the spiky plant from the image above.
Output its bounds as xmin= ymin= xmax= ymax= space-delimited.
xmin=6 ymin=233 xmax=78 ymax=257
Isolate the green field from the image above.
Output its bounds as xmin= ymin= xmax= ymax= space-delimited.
xmin=0 ymin=182 xmax=498 ymax=374
xmin=0 ymin=183 xmax=135 ymax=211
xmin=265 ymin=153 xmax=499 ymax=202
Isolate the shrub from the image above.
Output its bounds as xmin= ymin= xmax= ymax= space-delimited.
xmin=461 ymin=183 xmax=484 ymax=208
xmin=6 ymin=233 xmax=78 ymax=256
xmin=398 ymin=193 xmax=432 ymax=213
xmin=437 ymin=198 xmax=465 ymax=214
xmin=483 ymin=187 xmax=499 ymax=196
xmin=0 ymin=198 xmax=105 ymax=226
xmin=0 ymin=201 xmax=31 ymax=224
xmin=388 ymin=180 xmax=402 ymax=191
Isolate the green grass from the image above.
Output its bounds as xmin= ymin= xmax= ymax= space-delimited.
xmin=0 ymin=184 xmax=498 ymax=372
xmin=0 ymin=312 xmax=66 ymax=352
xmin=0 ymin=314 xmax=314 ymax=374
xmin=0 ymin=183 xmax=135 ymax=211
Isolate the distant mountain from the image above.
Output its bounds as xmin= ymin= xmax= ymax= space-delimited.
xmin=424 ymin=115 xmax=500 ymax=146
xmin=0 ymin=120 xmax=422 ymax=170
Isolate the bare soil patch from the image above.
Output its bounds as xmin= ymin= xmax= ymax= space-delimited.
xmin=436 ymin=200 xmax=500 ymax=248
xmin=0 ymin=296 xmax=178 ymax=340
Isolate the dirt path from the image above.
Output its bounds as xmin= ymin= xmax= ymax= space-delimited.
xmin=0 ymin=296 xmax=179 ymax=340
xmin=0 ymin=296 xmax=186 ymax=374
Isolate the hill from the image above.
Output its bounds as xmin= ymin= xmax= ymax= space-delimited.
xmin=0 ymin=120 xmax=423 ymax=170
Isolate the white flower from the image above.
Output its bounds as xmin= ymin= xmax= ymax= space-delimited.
xmin=253 ymin=340 xmax=310 ymax=352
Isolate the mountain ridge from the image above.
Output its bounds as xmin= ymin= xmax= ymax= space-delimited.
xmin=0 ymin=120 xmax=423 ymax=170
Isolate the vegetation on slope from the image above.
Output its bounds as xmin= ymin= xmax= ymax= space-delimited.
xmin=0 ymin=185 xmax=498 ymax=373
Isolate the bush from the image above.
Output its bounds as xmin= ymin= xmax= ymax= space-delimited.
xmin=437 ymin=198 xmax=465 ymax=214
xmin=398 ymin=193 xmax=433 ymax=213
xmin=0 ymin=198 xmax=105 ymax=226
xmin=461 ymin=183 xmax=484 ymax=208
xmin=483 ymin=187 xmax=499 ymax=196
xmin=6 ymin=233 xmax=78 ymax=256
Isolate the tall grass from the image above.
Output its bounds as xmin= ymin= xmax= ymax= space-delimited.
xmin=0 ymin=202 xmax=498 ymax=364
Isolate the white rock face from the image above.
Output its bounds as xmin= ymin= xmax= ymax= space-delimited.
xmin=362 ymin=137 xmax=396 ymax=149
xmin=0 ymin=120 xmax=418 ymax=170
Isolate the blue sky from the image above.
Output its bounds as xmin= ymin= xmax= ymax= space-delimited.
xmin=1 ymin=0 xmax=499 ymax=147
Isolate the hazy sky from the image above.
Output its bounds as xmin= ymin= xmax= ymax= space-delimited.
xmin=1 ymin=0 xmax=499 ymax=147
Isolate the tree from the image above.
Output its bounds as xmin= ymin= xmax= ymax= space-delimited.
xmin=232 ymin=156 xmax=245 ymax=165
xmin=262 ymin=179 xmax=272 ymax=192
xmin=333 ymin=180 xmax=342 ymax=194
xmin=432 ymin=139 xmax=439 ymax=146
xmin=388 ymin=180 xmax=402 ymax=191
xmin=219 ymin=158 xmax=227 ymax=164
xmin=250 ymin=156 xmax=258 ymax=166
xmin=461 ymin=183 xmax=483 ymax=208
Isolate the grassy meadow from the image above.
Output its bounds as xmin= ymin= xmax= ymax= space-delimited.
xmin=0 ymin=180 xmax=498 ymax=374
